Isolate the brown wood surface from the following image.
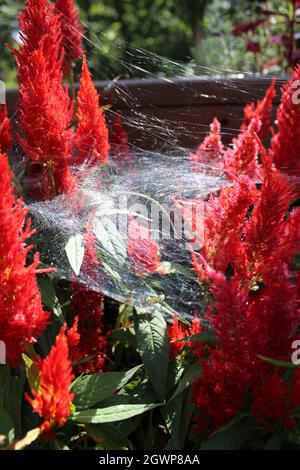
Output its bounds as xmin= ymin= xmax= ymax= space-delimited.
xmin=5 ymin=75 xmax=287 ymax=150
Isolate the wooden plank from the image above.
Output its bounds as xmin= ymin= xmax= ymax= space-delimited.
xmin=5 ymin=76 xmax=285 ymax=150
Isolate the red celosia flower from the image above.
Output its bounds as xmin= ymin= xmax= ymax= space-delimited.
xmin=0 ymin=105 xmax=12 ymax=153
xmin=110 ymin=114 xmax=131 ymax=163
xmin=17 ymin=39 xmax=73 ymax=168
xmin=0 ymin=153 xmax=50 ymax=366
xmin=76 ymin=56 xmax=110 ymax=165
xmin=70 ymin=214 xmax=107 ymax=374
xmin=71 ymin=287 xmax=107 ymax=374
xmin=66 ymin=315 xmax=80 ymax=362
xmin=193 ymin=349 xmax=246 ymax=432
xmin=244 ymin=156 xmax=297 ymax=282
xmin=26 ymin=325 xmax=74 ymax=436
xmin=251 ymin=370 xmax=294 ymax=430
xmin=192 ymin=176 xmax=257 ymax=277
xmin=13 ymin=0 xmax=74 ymax=199
xmin=241 ymin=78 xmax=276 ymax=140
xmin=12 ymin=0 xmax=63 ymax=84
xmin=168 ymin=312 xmax=203 ymax=359
xmin=54 ymin=0 xmax=84 ymax=73
xmin=190 ymin=118 xmax=224 ymax=170
xmin=271 ymin=64 xmax=300 ymax=177
xmin=168 ymin=314 xmax=187 ymax=359
xmin=128 ymin=218 xmax=164 ymax=277
xmin=224 ymin=118 xmax=261 ymax=178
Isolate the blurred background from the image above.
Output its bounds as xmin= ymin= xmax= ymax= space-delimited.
xmin=1 ymin=0 xmax=299 ymax=86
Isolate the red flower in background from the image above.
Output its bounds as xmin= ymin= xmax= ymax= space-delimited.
xmin=54 ymin=0 xmax=84 ymax=73
xmin=76 ymin=56 xmax=110 ymax=165
xmin=26 ymin=326 xmax=74 ymax=436
xmin=0 ymin=105 xmax=12 ymax=153
xmin=271 ymin=64 xmax=300 ymax=177
xmin=189 ymin=117 xmax=224 ymax=170
xmin=128 ymin=218 xmax=164 ymax=277
xmin=0 ymin=153 xmax=50 ymax=367
xmin=110 ymin=114 xmax=132 ymax=163
xmin=241 ymin=78 xmax=276 ymax=140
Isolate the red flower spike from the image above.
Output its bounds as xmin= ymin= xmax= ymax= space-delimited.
xmin=167 ymin=314 xmax=187 ymax=359
xmin=244 ymin=161 xmax=297 ymax=281
xmin=26 ymin=325 xmax=74 ymax=436
xmin=76 ymin=56 xmax=110 ymax=165
xmin=0 ymin=153 xmax=50 ymax=366
xmin=199 ymin=176 xmax=257 ymax=275
xmin=224 ymin=118 xmax=261 ymax=178
xmin=190 ymin=117 xmax=224 ymax=169
xmin=110 ymin=114 xmax=132 ymax=163
xmin=12 ymin=0 xmax=63 ymax=85
xmin=0 ymin=105 xmax=12 ymax=153
xmin=54 ymin=0 xmax=84 ymax=73
xmin=241 ymin=78 xmax=276 ymax=141
xmin=128 ymin=217 xmax=163 ymax=277
xmin=193 ymin=349 xmax=246 ymax=432
xmin=251 ymin=370 xmax=294 ymax=430
xmin=271 ymin=64 xmax=300 ymax=177
xmin=70 ymin=214 xmax=107 ymax=374
xmin=71 ymin=288 xmax=107 ymax=374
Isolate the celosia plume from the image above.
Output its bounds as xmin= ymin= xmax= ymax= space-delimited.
xmin=13 ymin=0 xmax=74 ymax=199
xmin=190 ymin=117 xmax=224 ymax=169
xmin=0 ymin=153 xmax=50 ymax=366
xmin=26 ymin=325 xmax=74 ymax=436
xmin=110 ymin=114 xmax=131 ymax=163
xmin=224 ymin=118 xmax=261 ymax=178
xmin=0 ymin=105 xmax=12 ymax=153
xmin=128 ymin=218 xmax=164 ymax=277
xmin=76 ymin=56 xmax=110 ymax=165
xmin=241 ymin=78 xmax=276 ymax=140
xmin=54 ymin=0 xmax=84 ymax=73
xmin=271 ymin=64 xmax=300 ymax=176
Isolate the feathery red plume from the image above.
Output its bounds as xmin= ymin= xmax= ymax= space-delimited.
xmin=54 ymin=0 xmax=84 ymax=73
xmin=76 ymin=56 xmax=110 ymax=165
xmin=271 ymin=64 xmax=300 ymax=176
xmin=0 ymin=105 xmax=12 ymax=153
xmin=241 ymin=78 xmax=276 ymax=140
xmin=0 ymin=153 xmax=50 ymax=366
xmin=110 ymin=114 xmax=131 ymax=163
xmin=224 ymin=118 xmax=261 ymax=178
xmin=190 ymin=117 xmax=224 ymax=169
xmin=26 ymin=325 xmax=74 ymax=436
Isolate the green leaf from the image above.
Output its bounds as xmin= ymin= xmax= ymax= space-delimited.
xmin=0 ymin=365 xmax=25 ymax=436
xmin=162 ymin=392 xmax=185 ymax=449
xmin=265 ymin=428 xmax=284 ymax=450
xmin=258 ymin=355 xmax=299 ymax=369
xmin=201 ymin=419 xmax=260 ymax=450
xmin=71 ymin=403 xmax=160 ymax=424
xmin=94 ymin=215 xmax=126 ymax=265
xmin=22 ymin=354 xmax=40 ymax=392
xmin=37 ymin=275 xmax=56 ymax=309
xmin=169 ymin=362 xmax=201 ymax=401
xmin=87 ymin=423 xmax=131 ymax=450
xmin=72 ymin=365 xmax=143 ymax=409
xmin=0 ymin=408 xmax=15 ymax=445
xmin=133 ymin=310 xmax=170 ymax=401
xmin=65 ymin=233 xmax=85 ymax=276
xmin=177 ymin=331 xmax=220 ymax=345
